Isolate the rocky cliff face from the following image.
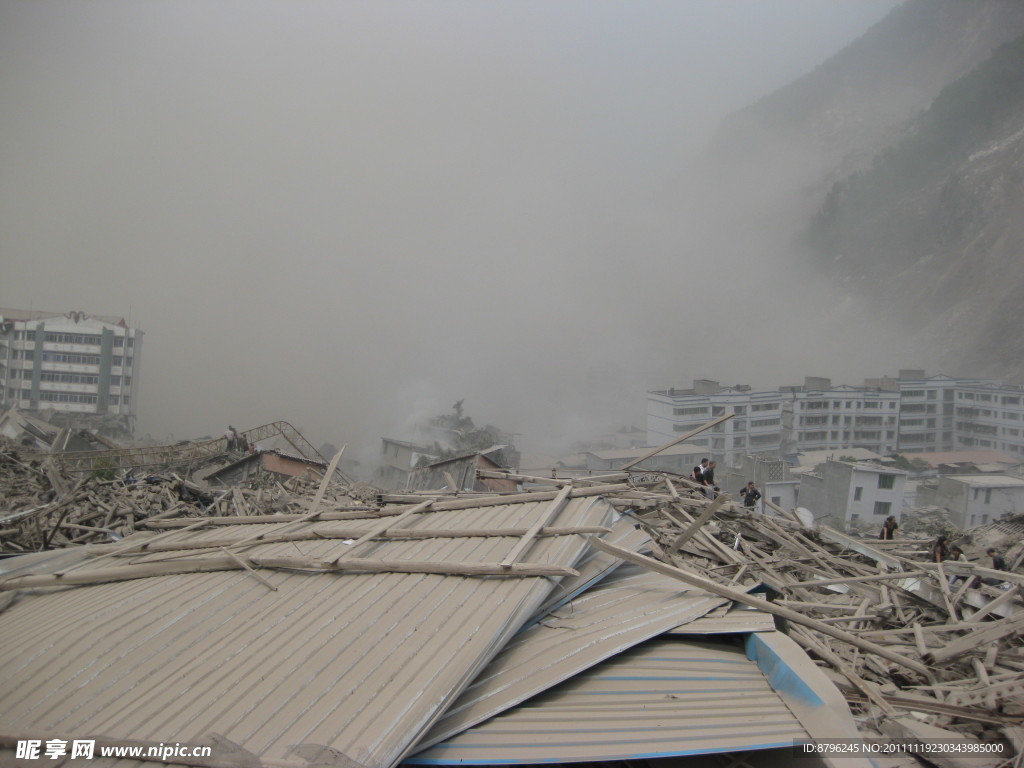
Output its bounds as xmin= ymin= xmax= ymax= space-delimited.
xmin=695 ymin=0 xmax=1024 ymax=383
xmin=806 ymin=34 xmax=1024 ymax=381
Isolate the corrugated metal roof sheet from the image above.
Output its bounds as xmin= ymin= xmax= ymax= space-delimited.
xmin=667 ymin=598 xmax=776 ymax=635
xmin=416 ymin=562 xmax=728 ymax=749
xmin=408 ymin=636 xmax=808 ymax=764
xmin=529 ymin=515 xmax=651 ymax=621
xmin=0 ymin=495 xmax=613 ymax=768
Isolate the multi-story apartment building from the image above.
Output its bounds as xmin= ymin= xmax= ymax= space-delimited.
xmin=780 ymin=378 xmax=900 ymax=457
xmin=953 ymin=382 xmax=1024 ymax=457
xmin=864 ymin=371 xmax=991 ymax=453
xmin=0 ymin=308 xmax=142 ymax=434
xmin=647 ymin=380 xmax=784 ymax=466
xmin=649 ymin=371 xmax=1024 ymax=470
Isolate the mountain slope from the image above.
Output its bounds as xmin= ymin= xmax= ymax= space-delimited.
xmin=678 ymin=0 xmax=1024 ymax=385
xmin=806 ymin=34 xmax=1024 ymax=380
xmin=705 ymin=0 xmax=1024 ymax=210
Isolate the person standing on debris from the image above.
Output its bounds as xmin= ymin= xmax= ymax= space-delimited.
xmin=879 ymin=515 xmax=899 ymax=540
xmin=693 ymin=459 xmax=709 ymax=488
xmin=703 ymin=461 xmax=720 ymax=498
xmin=225 ymin=426 xmax=236 ymax=452
xmin=740 ymin=481 xmax=761 ymax=509
xmin=947 ymin=545 xmax=968 ymax=585
xmin=931 ymin=535 xmax=950 ymax=563
xmin=987 ymin=547 xmax=1008 ymax=572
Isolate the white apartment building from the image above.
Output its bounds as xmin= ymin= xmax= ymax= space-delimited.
xmin=647 ymin=380 xmax=784 ymax=466
xmin=797 ymin=460 xmax=907 ymax=532
xmin=917 ymin=474 xmax=1024 ymax=529
xmin=0 ymin=309 xmax=142 ymax=433
xmin=649 ymin=371 xmax=1024 ymax=470
xmin=953 ymin=382 xmax=1024 ymax=457
xmin=875 ymin=371 xmax=991 ymax=453
xmin=780 ymin=378 xmax=900 ymax=457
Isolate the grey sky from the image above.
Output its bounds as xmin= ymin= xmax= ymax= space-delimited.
xmin=1 ymin=0 xmax=903 ymax=461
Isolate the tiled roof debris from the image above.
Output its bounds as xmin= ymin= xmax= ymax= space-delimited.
xmin=2 ymin=424 xmax=1023 ymax=767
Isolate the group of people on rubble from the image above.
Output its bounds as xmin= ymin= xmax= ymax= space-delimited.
xmin=689 ymin=458 xmax=762 ymax=509
xmin=927 ymin=533 xmax=1012 ymax=588
xmin=879 ymin=515 xmax=1015 ymax=590
xmin=224 ymin=425 xmax=248 ymax=453
xmin=691 ymin=458 xmax=720 ymax=498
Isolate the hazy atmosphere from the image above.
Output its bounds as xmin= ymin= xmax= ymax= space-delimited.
xmin=1 ymin=0 xmax=913 ymax=461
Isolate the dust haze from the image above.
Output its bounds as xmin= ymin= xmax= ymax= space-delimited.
xmin=0 ymin=0 xmax=914 ymax=466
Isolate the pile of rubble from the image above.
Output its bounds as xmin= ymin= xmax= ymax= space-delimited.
xmin=617 ymin=475 xmax=1024 ymax=753
xmin=2 ymin=416 xmax=1023 ymax=765
xmin=0 ymin=436 xmax=363 ymax=554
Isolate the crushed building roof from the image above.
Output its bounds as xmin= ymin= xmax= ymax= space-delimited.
xmin=2 ymin=417 xmax=1022 ymax=768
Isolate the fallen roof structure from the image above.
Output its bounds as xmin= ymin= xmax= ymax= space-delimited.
xmin=2 ymin=414 xmax=1023 ymax=767
xmin=0 ymin=491 xmax=615 ymax=768
xmin=410 ymin=636 xmax=811 ymax=765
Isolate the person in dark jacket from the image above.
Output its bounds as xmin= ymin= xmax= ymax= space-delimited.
xmin=987 ymin=548 xmax=1008 ymax=571
xmin=931 ymin=535 xmax=950 ymax=563
xmin=740 ymin=481 xmax=761 ymax=508
xmin=703 ymin=461 xmax=719 ymax=498
xmin=879 ymin=515 xmax=899 ymax=540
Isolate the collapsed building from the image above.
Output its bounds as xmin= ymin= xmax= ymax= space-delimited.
xmin=1 ymin=414 xmax=1022 ymax=768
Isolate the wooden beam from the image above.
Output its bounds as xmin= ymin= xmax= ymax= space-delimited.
xmin=83 ymin=525 xmax=612 ymax=555
xmin=671 ymin=494 xmax=729 ymax=551
xmin=501 ymin=484 xmax=572 ymax=567
xmin=333 ymin=498 xmax=434 ymax=562
xmin=304 ymin=445 xmax=346 ymax=517
xmin=791 ymin=625 xmax=896 ymax=716
xmin=964 ymin=584 xmax=1022 ymax=623
xmin=0 ymin=555 xmax=579 ymax=590
xmin=251 ymin=556 xmax=579 ymax=578
xmin=762 ymin=497 xmax=804 ymax=526
xmin=923 ymin=612 xmax=1024 ymax=666
xmin=618 ymin=413 xmax=733 ymax=470
xmin=783 ymin=570 xmax=927 ymax=590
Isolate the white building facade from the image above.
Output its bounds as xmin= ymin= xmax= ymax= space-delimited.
xmin=780 ymin=379 xmax=900 ymax=457
xmin=917 ymin=474 xmax=1024 ymax=529
xmin=953 ymin=382 xmax=1024 ymax=458
xmin=0 ymin=309 xmax=142 ymax=433
xmin=648 ymin=371 xmax=1024 ymax=469
xmin=798 ymin=460 xmax=907 ymax=532
xmin=647 ymin=380 xmax=784 ymax=467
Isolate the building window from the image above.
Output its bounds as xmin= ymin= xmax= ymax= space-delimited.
xmin=854 ymin=487 xmax=863 ymax=501
xmin=674 ymin=406 xmax=708 ymax=416
xmin=873 ymin=501 xmax=891 ymax=516
xmin=877 ymin=474 xmax=895 ymax=490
